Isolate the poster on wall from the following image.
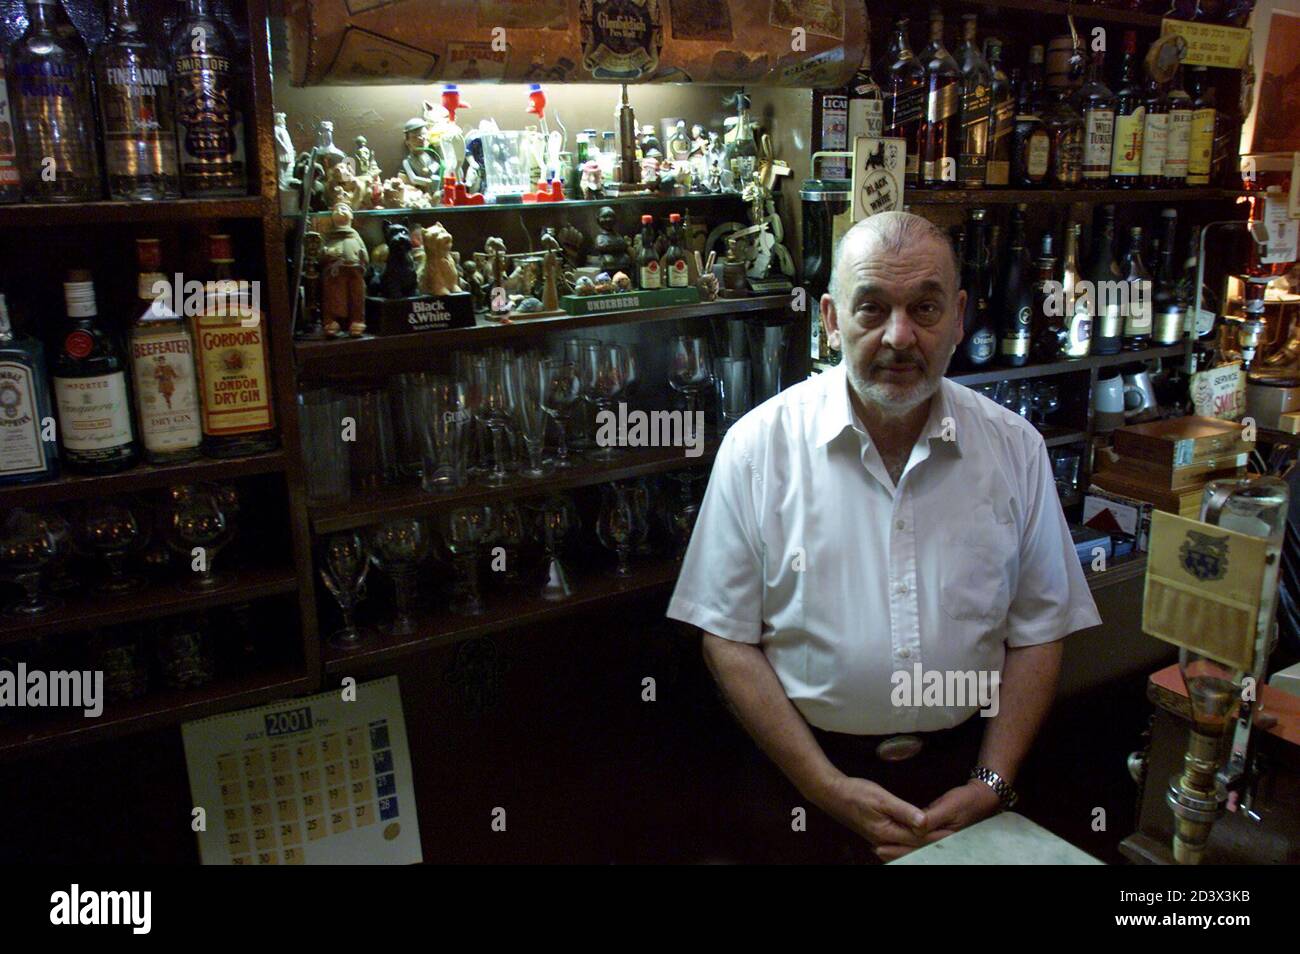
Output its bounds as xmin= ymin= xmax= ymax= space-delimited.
xmin=1242 ymin=2 xmax=1300 ymax=155
xmin=849 ymin=136 xmax=905 ymax=222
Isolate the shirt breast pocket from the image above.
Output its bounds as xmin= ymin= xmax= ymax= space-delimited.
xmin=941 ymin=502 xmax=1019 ymax=624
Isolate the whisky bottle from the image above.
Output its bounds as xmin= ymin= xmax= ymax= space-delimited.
xmin=1163 ymin=67 xmax=1192 ymax=187
xmin=170 ymin=0 xmax=247 ymax=196
xmin=1109 ymin=31 xmax=1145 ymax=189
xmin=996 ymin=204 xmax=1033 ymax=367
xmin=813 ymin=86 xmax=849 ymax=181
xmin=883 ymin=18 xmax=926 ymax=189
xmin=51 ymin=273 xmax=138 ymax=473
xmin=1011 ymin=67 xmax=1050 ymax=187
xmin=918 ymin=9 xmax=959 ymax=189
xmin=983 ymin=39 xmax=1013 ymax=188
xmin=130 ymin=238 xmax=201 ymax=463
xmin=1186 ymin=67 xmax=1216 ymax=186
xmin=9 ymin=0 xmax=101 ymax=202
xmin=192 ymin=235 xmax=277 ymax=457
xmin=1138 ymin=77 xmax=1169 ymax=188
xmin=0 ymin=295 xmax=58 ymax=483
xmin=846 ymin=32 xmax=884 ymax=145
xmin=1042 ymin=86 xmax=1084 ymax=188
xmin=954 ymin=14 xmax=992 ymax=189
xmin=1075 ymin=50 xmax=1115 ymax=188
xmin=0 ymin=54 xmax=22 ymax=203
xmin=1121 ymin=226 xmax=1153 ymax=350
xmin=957 ymin=208 xmax=996 ymax=369
xmin=1087 ymin=205 xmax=1123 ymax=355
xmin=95 ymin=0 xmax=180 ymax=200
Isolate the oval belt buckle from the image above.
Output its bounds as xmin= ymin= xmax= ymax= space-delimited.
xmin=875 ymin=735 xmax=924 ymax=762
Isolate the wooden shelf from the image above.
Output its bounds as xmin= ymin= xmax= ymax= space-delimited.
xmin=284 ymin=191 xmax=743 ymax=222
xmin=1086 ymin=553 xmax=1147 ymax=592
xmin=325 ymin=558 xmax=682 ymax=673
xmin=1041 ymin=427 xmax=1088 ymax=448
xmin=950 ymin=341 xmax=1191 ymax=386
xmin=0 ymin=451 xmax=287 ymax=509
xmin=955 ymin=0 xmax=1167 ymax=28
xmin=0 ymin=565 xmax=300 ymax=643
xmin=295 ymin=296 xmax=791 ymax=378
xmin=906 ymin=187 xmax=1245 ymax=206
xmin=0 ymin=666 xmax=310 ymax=761
xmin=0 ymin=196 xmax=266 ymax=228
xmin=311 ymin=441 xmax=719 ymax=533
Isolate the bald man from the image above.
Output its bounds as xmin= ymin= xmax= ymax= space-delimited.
xmin=668 ymin=212 xmax=1099 ymax=863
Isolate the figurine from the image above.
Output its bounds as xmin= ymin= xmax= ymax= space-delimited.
xmin=541 ymin=251 xmax=560 ymax=312
xmin=380 ymin=175 xmax=434 ymax=210
xmin=352 ymin=136 xmax=379 ymax=179
xmin=667 ymin=120 xmax=691 ymax=163
xmin=611 ymin=271 xmax=632 ymax=293
xmin=557 ymin=223 xmax=584 ymax=268
xmin=461 ymin=256 xmax=488 ymax=311
xmin=690 ymin=123 xmax=708 ymax=159
xmin=370 ymin=221 xmax=418 ymax=300
xmin=292 ymin=151 xmax=327 ymax=211
xmin=325 ymin=161 xmax=367 ymax=211
xmin=401 ymin=117 xmax=440 ymax=195
xmin=274 ymin=112 xmax=295 ymax=191
xmin=695 ymin=250 xmax=718 ymax=302
xmin=707 ymin=160 xmax=722 ymax=194
xmin=593 ymin=272 xmax=614 ymax=295
xmin=516 ymin=296 xmax=544 ymax=314
xmin=573 ymin=275 xmax=596 ymax=296
xmin=298 ymin=230 xmax=324 ymax=338
xmin=640 ymin=155 xmax=660 ymax=185
xmin=421 ymin=223 xmax=463 ymax=296
xmin=580 ymin=159 xmax=604 ymax=199
xmin=320 ymin=204 xmax=369 ymax=336
xmin=505 ymin=258 xmax=541 ymax=297
xmin=721 ymin=235 xmax=749 ymax=297
xmin=593 ymin=206 xmax=633 ymax=275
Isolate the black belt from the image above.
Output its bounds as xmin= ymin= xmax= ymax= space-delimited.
xmin=811 ymin=716 xmax=985 ymax=764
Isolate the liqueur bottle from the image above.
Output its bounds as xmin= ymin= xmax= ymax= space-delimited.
xmin=51 ymin=273 xmax=138 ymax=473
xmin=661 ymin=213 xmax=690 ymax=288
xmin=1087 ymin=205 xmax=1123 ymax=355
xmin=1075 ymin=50 xmax=1116 ymax=188
xmin=192 ymin=235 xmax=277 ymax=457
xmin=95 ymin=0 xmax=180 ymax=200
xmin=129 ymin=238 xmax=201 ymax=463
xmin=1030 ymin=232 xmax=1065 ymax=363
xmin=1185 ymin=67 xmax=1216 ymax=186
xmin=1061 ymin=223 xmax=1091 ymax=357
xmin=1109 ymin=31 xmax=1145 ymax=189
xmin=170 ymin=0 xmax=247 ymax=196
xmin=8 ymin=0 xmax=101 ymax=202
xmin=636 ymin=215 xmax=661 ymax=289
xmin=1138 ymin=76 xmax=1169 ymax=188
xmin=983 ymin=39 xmax=1013 ymax=188
xmin=1121 ymin=225 xmax=1153 ymax=351
xmin=918 ymin=9 xmax=959 ymax=189
xmin=1152 ymin=208 xmax=1186 ymax=345
xmin=997 ymin=204 xmax=1033 ymax=367
xmin=957 ymin=208 xmax=996 ymax=369
xmin=1163 ymin=67 xmax=1193 ymax=187
xmin=1011 ymin=66 xmax=1050 ymax=187
xmin=882 ymin=18 xmax=926 ymax=189
xmin=0 ymin=295 xmax=58 ymax=484
xmin=954 ymin=14 xmax=992 ymax=189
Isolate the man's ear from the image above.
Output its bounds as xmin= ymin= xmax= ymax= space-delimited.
xmin=820 ymin=293 xmax=841 ymax=351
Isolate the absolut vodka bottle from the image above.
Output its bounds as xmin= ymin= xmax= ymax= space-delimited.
xmin=95 ymin=0 xmax=180 ymax=200
xmin=8 ymin=0 xmax=102 ymax=202
xmin=170 ymin=0 xmax=246 ymax=196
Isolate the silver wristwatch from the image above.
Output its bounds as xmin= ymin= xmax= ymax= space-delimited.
xmin=970 ymin=766 xmax=1018 ymax=810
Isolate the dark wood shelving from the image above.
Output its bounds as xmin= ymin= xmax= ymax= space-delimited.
xmin=284 ymin=190 xmax=743 ymax=222
xmin=0 ymin=565 xmax=299 ymax=643
xmin=1041 ymin=427 xmax=1089 ymax=448
xmin=311 ymin=441 xmax=719 ymax=534
xmin=295 ymin=296 xmax=791 ymax=377
xmin=906 ymin=187 xmax=1246 ymax=206
xmin=950 ymin=341 xmax=1191 ymax=386
xmin=325 ymin=558 xmax=682 ymax=673
xmin=1085 ymin=552 xmax=1147 ymax=591
xmin=955 ymin=0 xmax=1167 ymax=28
xmin=0 ymin=450 xmax=287 ymax=508
xmin=0 ymin=196 xmax=266 ymax=228
xmin=0 ymin=666 xmax=311 ymax=761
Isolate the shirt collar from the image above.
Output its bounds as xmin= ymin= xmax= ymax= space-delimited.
xmin=814 ymin=364 xmax=963 ymax=456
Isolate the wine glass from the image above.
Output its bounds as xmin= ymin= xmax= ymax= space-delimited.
xmin=512 ymin=352 xmax=551 ymax=479
xmin=444 ymin=506 xmax=490 ymax=616
xmin=534 ymin=495 xmax=574 ymax=602
xmin=540 ymin=358 xmax=582 ymax=469
xmin=596 ymin=483 xmax=636 ymax=577
xmin=583 ymin=342 xmax=629 ymax=461
xmin=0 ymin=509 xmax=67 ymax=616
xmin=165 ymin=485 xmax=235 ymax=589
xmin=369 ymin=519 xmax=431 ymax=636
xmin=564 ymin=337 xmax=601 ymax=450
xmin=320 ymin=530 xmax=371 ymax=650
xmin=82 ymin=500 xmax=146 ymax=593
xmin=493 ymin=501 xmax=528 ymax=583
xmin=628 ymin=477 xmax=654 ymax=555
xmin=669 ymin=334 xmax=713 ymax=417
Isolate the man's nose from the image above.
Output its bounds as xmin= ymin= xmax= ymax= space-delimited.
xmin=881 ymin=308 xmax=918 ymax=351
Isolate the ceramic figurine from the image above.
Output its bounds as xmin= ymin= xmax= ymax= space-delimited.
xmin=352 ymin=136 xmax=379 ymax=178
xmin=379 ymin=175 xmax=434 ymax=210
xmin=370 ymin=221 xmax=418 ymax=300
xmin=541 ymin=251 xmax=560 ymax=312
xmin=421 ymin=223 xmax=463 ymax=296
xmin=505 ymin=258 xmax=541 ymax=297
xmin=573 ymin=275 xmax=596 ymax=296
xmin=593 ymin=272 xmax=614 ymax=295
xmin=611 ymin=271 xmax=632 ymax=292
xmin=640 ymin=155 xmax=660 ymax=185
xmin=274 ymin=112 xmax=295 ymax=190
xmin=320 ymin=204 xmax=369 ymax=337
xmin=299 ymin=230 xmax=325 ymax=338
xmin=292 ymin=151 xmax=327 ymax=211
xmin=401 ymin=117 xmax=440 ymax=195
xmin=580 ymin=159 xmax=604 ymax=199
xmin=721 ymin=236 xmax=749 ymax=296
xmin=516 ymin=296 xmax=543 ymax=314
xmin=461 ymin=256 xmax=487 ymax=311
xmin=325 ymin=161 xmax=367 ymax=212
xmin=594 ymin=206 xmax=633 ymax=275
xmin=557 ymin=223 xmax=584 ymax=268
xmin=707 ymin=160 xmax=722 ymax=194
xmin=690 ymin=124 xmax=708 ymax=159
xmin=540 ymin=227 xmax=563 ymax=258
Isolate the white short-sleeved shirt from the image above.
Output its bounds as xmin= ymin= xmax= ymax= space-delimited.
xmin=666 ymin=363 xmax=1101 ymax=735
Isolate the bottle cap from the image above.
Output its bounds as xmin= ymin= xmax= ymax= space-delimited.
xmin=642 ymin=214 xmax=653 ymax=224
xmin=64 ymin=272 xmax=97 ymax=318
xmin=209 ymin=234 xmax=235 ymax=264
xmin=669 ymin=213 xmax=681 ymax=223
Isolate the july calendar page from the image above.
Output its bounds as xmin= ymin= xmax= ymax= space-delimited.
xmin=182 ymin=676 xmax=421 ymax=865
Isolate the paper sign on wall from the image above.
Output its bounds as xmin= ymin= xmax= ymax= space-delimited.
xmin=1160 ymin=19 xmax=1252 ymax=69
xmin=1262 ymin=195 xmax=1299 ymax=264
xmin=850 ymin=135 xmax=906 ymax=222
xmin=1191 ymin=361 xmax=1246 ymax=421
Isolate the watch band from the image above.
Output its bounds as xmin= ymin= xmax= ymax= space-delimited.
xmin=970 ymin=766 xmax=1018 ymax=810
